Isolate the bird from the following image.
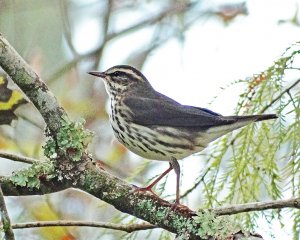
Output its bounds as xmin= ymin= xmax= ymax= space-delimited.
xmin=88 ymin=65 xmax=277 ymax=206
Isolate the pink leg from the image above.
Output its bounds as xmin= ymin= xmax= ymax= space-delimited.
xmin=136 ymin=163 xmax=173 ymax=194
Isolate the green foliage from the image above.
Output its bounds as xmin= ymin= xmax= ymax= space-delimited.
xmin=10 ymin=161 xmax=55 ymax=188
xmin=197 ymin=44 xmax=300 ymax=232
xmin=193 ymin=210 xmax=242 ymax=239
xmin=44 ymin=116 xmax=93 ymax=161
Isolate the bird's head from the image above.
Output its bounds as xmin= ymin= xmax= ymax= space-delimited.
xmin=88 ymin=65 xmax=150 ymax=96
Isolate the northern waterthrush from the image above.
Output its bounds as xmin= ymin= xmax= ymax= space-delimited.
xmin=88 ymin=65 xmax=277 ymax=205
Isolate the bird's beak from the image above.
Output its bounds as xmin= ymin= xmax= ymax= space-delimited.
xmin=88 ymin=71 xmax=107 ymax=78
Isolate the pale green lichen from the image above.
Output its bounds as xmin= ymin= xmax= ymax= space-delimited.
xmin=136 ymin=199 xmax=156 ymax=215
xmin=10 ymin=161 xmax=55 ymax=188
xmin=136 ymin=200 xmax=197 ymax=236
xmin=172 ymin=214 xmax=196 ymax=237
xmin=44 ymin=116 xmax=93 ymax=161
xmin=135 ymin=197 xmax=243 ymax=239
xmin=136 ymin=199 xmax=169 ymax=224
xmin=193 ymin=210 xmax=242 ymax=239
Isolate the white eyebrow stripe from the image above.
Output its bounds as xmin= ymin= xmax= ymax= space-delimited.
xmin=106 ymin=68 xmax=135 ymax=75
xmin=105 ymin=69 xmax=145 ymax=82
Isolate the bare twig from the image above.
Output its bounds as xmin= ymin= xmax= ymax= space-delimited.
xmin=106 ymin=2 xmax=192 ymax=41
xmin=0 ymin=185 xmax=15 ymax=240
xmin=260 ymin=78 xmax=300 ymax=113
xmin=47 ymin=1 xmax=193 ymax=83
xmin=12 ymin=220 xmax=156 ymax=233
xmin=60 ymin=1 xmax=78 ymax=56
xmin=180 ymin=168 xmax=210 ymax=199
xmin=0 ymin=151 xmax=40 ymax=164
xmin=92 ymin=0 xmax=113 ymax=69
xmin=46 ymin=53 xmax=90 ymax=83
xmin=214 ymin=197 xmax=300 ymax=216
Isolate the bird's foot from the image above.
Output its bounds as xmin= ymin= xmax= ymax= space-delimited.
xmin=132 ymin=185 xmax=160 ymax=198
xmin=169 ymin=202 xmax=190 ymax=212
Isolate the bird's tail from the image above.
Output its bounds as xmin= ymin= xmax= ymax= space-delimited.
xmin=218 ymin=114 xmax=278 ymax=134
xmin=232 ymin=114 xmax=278 ymax=123
xmin=205 ymin=113 xmax=277 ymax=142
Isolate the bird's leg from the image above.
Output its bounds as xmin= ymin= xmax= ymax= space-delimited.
xmin=163 ymin=158 xmax=190 ymax=221
xmin=170 ymin=157 xmax=180 ymax=205
xmin=135 ymin=163 xmax=173 ymax=195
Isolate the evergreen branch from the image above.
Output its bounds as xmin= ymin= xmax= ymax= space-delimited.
xmin=260 ymin=78 xmax=300 ymax=113
xmin=12 ymin=220 xmax=156 ymax=233
xmin=214 ymin=197 xmax=300 ymax=216
xmin=0 ymin=185 xmax=15 ymax=240
xmin=0 ymin=151 xmax=40 ymax=164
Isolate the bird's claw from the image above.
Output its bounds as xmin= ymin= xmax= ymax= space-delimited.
xmin=130 ymin=185 xmax=160 ymax=198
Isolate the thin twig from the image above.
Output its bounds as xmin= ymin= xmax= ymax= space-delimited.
xmin=214 ymin=197 xmax=300 ymax=216
xmin=60 ymin=1 xmax=78 ymax=56
xmin=92 ymin=0 xmax=113 ymax=69
xmin=260 ymin=78 xmax=300 ymax=113
xmin=106 ymin=2 xmax=191 ymax=41
xmin=46 ymin=53 xmax=89 ymax=83
xmin=12 ymin=220 xmax=156 ymax=233
xmin=0 ymin=151 xmax=41 ymax=164
xmin=46 ymin=1 xmax=193 ymax=83
xmin=0 ymin=185 xmax=15 ymax=240
xmin=180 ymin=167 xmax=210 ymax=199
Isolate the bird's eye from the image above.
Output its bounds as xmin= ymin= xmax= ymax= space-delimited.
xmin=111 ymin=71 xmax=122 ymax=77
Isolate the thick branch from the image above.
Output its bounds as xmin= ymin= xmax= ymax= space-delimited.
xmin=0 ymin=185 xmax=15 ymax=240
xmin=0 ymin=33 xmax=66 ymax=133
xmin=12 ymin=220 xmax=156 ymax=233
xmin=0 ymin=166 xmax=199 ymax=237
xmin=0 ymin=167 xmax=264 ymax=240
xmin=214 ymin=197 xmax=300 ymax=216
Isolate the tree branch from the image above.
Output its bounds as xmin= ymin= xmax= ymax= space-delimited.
xmin=92 ymin=0 xmax=113 ymax=69
xmin=12 ymin=220 xmax=156 ymax=233
xmin=106 ymin=2 xmax=192 ymax=42
xmin=46 ymin=1 xmax=193 ymax=83
xmin=180 ymin=168 xmax=210 ymax=200
xmin=0 ymin=151 xmax=40 ymax=164
xmin=260 ymin=78 xmax=300 ymax=113
xmin=0 ymin=185 xmax=15 ymax=240
xmin=0 ymin=33 xmax=66 ymax=134
xmin=214 ymin=197 xmax=300 ymax=216
xmin=0 ymin=172 xmax=264 ymax=240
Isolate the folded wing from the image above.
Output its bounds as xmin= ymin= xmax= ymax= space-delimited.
xmin=123 ymin=96 xmax=235 ymax=128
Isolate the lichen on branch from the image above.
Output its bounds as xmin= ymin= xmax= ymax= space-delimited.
xmin=10 ymin=161 xmax=55 ymax=188
xmin=44 ymin=116 xmax=93 ymax=161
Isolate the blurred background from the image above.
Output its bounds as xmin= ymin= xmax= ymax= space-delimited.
xmin=0 ymin=0 xmax=300 ymax=239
